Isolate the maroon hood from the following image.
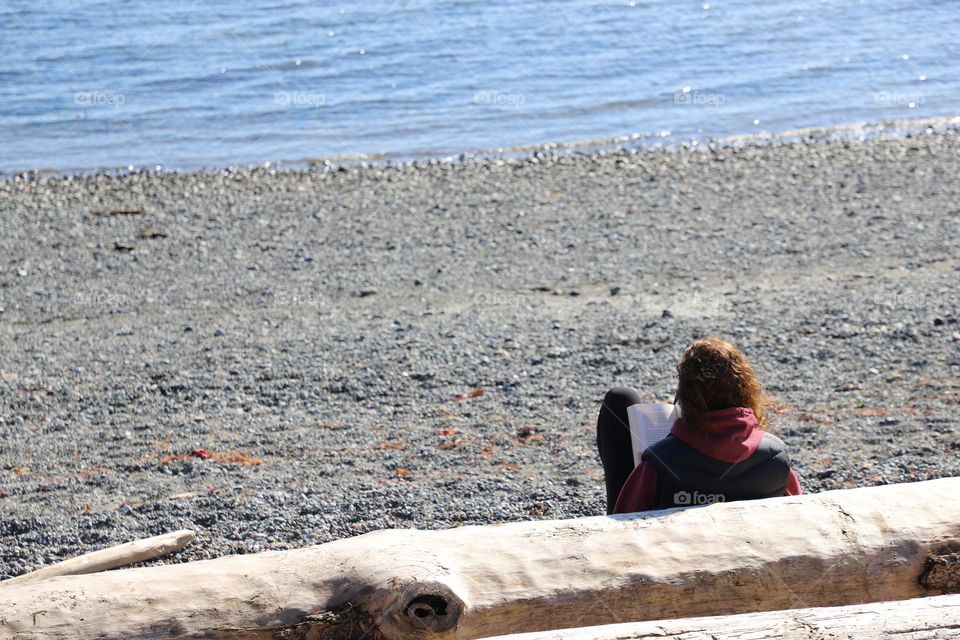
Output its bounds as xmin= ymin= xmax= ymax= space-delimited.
xmin=670 ymin=406 xmax=764 ymax=464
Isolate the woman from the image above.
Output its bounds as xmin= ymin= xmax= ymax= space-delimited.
xmin=597 ymin=337 xmax=802 ymax=514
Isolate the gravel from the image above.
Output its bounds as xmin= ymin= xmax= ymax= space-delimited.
xmin=1 ymin=128 xmax=959 ymax=578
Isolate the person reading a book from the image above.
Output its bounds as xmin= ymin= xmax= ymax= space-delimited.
xmin=596 ymin=337 xmax=802 ymax=514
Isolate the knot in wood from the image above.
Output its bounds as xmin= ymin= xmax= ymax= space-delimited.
xmin=387 ymin=582 xmax=463 ymax=638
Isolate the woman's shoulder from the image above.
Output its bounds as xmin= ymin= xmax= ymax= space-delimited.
xmin=759 ymin=431 xmax=787 ymax=449
xmin=756 ymin=431 xmax=792 ymax=467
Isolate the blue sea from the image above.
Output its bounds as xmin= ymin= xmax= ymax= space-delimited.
xmin=1 ymin=0 xmax=958 ymax=174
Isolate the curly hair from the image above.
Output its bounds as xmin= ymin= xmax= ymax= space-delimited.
xmin=675 ymin=337 xmax=771 ymax=431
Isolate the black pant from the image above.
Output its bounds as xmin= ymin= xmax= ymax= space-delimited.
xmin=596 ymin=387 xmax=642 ymax=514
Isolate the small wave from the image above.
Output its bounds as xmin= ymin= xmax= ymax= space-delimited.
xmin=271 ymin=113 xmax=960 ymax=171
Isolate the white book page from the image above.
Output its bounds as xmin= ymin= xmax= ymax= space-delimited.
xmin=626 ymin=403 xmax=677 ymax=466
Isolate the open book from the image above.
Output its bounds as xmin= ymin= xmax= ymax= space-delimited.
xmin=626 ymin=403 xmax=678 ymax=465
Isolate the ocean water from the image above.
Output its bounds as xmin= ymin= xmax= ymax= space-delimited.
xmin=1 ymin=0 xmax=958 ymax=174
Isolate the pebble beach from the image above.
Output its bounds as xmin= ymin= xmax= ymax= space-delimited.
xmin=1 ymin=127 xmax=959 ymax=578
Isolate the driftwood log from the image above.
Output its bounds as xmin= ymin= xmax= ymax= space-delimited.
xmin=2 ymin=478 xmax=960 ymax=639
xmin=478 ymin=593 xmax=960 ymax=640
xmin=1 ymin=529 xmax=195 ymax=586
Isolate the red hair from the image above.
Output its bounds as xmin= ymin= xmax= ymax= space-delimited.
xmin=676 ymin=337 xmax=770 ymax=431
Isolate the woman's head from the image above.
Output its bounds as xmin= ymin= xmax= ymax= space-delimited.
xmin=675 ymin=337 xmax=769 ymax=431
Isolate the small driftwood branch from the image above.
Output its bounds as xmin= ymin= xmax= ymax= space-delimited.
xmin=1 ymin=529 xmax=196 ymax=587
xmin=2 ymin=479 xmax=960 ymax=639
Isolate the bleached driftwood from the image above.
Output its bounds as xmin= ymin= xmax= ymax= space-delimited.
xmin=477 ymin=593 xmax=960 ymax=640
xmin=2 ymin=478 xmax=960 ymax=640
xmin=1 ymin=529 xmax=195 ymax=586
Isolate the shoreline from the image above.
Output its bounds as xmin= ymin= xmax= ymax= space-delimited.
xmin=4 ymin=113 xmax=960 ymax=181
